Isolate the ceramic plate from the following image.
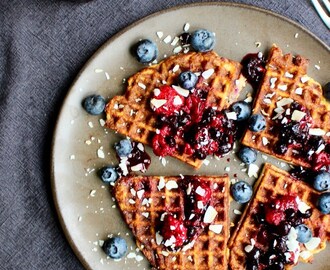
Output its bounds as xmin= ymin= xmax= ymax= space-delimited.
xmin=51 ymin=3 xmax=330 ymax=270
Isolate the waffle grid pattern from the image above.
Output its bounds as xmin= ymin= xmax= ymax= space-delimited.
xmin=106 ymin=51 xmax=244 ymax=168
xmin=228 ymin=163 xmax=330 ymax=270
xmin=114 ymin=175 xmax=230 ymax=270
xmin=242 ymin=46 xmax=330 ymax=168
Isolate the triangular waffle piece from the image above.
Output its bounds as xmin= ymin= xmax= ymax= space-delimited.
xmin=114 ymin=175 xmax=230 ymax=270
xmin=241 ymin=45 xmax=330 ymax=169
xmin=228 ymin=163 xmax=330 ymax=270
xmin=106 ymin=51 xmax=245 ymax=168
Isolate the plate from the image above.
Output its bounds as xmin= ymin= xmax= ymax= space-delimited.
xmin=51 ymin=3 xmax=330 ymax=270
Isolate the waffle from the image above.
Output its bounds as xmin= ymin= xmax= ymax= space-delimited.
xmin=113 ymin=175 xmax=230 ymax=270
xmin=105 ymin=51 xmax=245 ymax=168
xmin=228 ymin=163 xmax=330 ymax=270
xmin=241 ymin=45 xmax=330 ymax=168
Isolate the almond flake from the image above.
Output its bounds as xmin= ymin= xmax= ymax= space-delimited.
xmin=150 ymin=98 xmax=167 ymax=109
xmin=157 ymin=177 xmax=165 ymax=190
xmin=97 ymin=149 xmax=105 ymax=159
xmin=173 ymin=46 xmax=183 ymax=54
xmin=183 ymin=23 xmax=190 ymax=32
xmin=296 ymin=197 xmax=311 ymax=214
xmin=202 ymin=69 xmax=214 ymax=79
xmin=156 ymin=31 xmax=164 ymax=39
xmin=155 ymin=232 xmax=163 ymax=245
xmin=248 ymin=164 xmax=259 ymax=178
xmin=163 ymin=35 xmax=172 ymax=43
xmin=226 ymin=111 xmax=237 ymax=120
xmin=172 ymin=64 xmax=180 ymax=72
xmin=130 ymin=188 xmax=136 ymax=196
xmin=142 ymin=212 xmax=149 ymax=218
xmin=304 ymin=237 xmax=321 ymax=251
xmin=171 ymin=36 xmax=180 ymax=46
xmin=285 ymin=72 xmax=294 ymax=78
xmin=172 ymin=85 xmax=190 ymax=97
xmin=154 ymin=88 xmax=161 ymax=96
xmin=137 ymin=189 xmax=145 ymax=199
xmin=270 ymin=77 xmax=277 ymax=88
xmin=295 ymin=87 xmax=303 ymax=95
xmin=209 ymin=224 xmax=223 ymax=234
xmin=203 ymin=206 xmax=218 ymax=223
xmin=173 ymin=95 xmax=183 ymax=105
xmin=314 ymin=64 xmax=320 ymax=70
xmin=263 ymin=98 xmax=272 ymax=104
xmin=278 ymin=84 xmax=288 ymax=91
xmin=129 ymin=199 xmax=136 ymax=204
xmin=291 ymin=110 xmax=306 ymax=122
xmin=309 ymin=128 xmax=326 ymax=136
xmin=138 ymin=82 xmax=146 ymax=89
xmin=166 ymin=180 xmax=178 ymax=190
xmin=197 ymin=201 xmax=204 ymax=209
xmin=301 ymin=75 xmax=310 ymax=83
xmin=196 ymin=186 xmax=206 ymax=196
xmin=234 ymin=209 xmax=242 ymax=215
xmin=262 ymin=137 xmax=269 ymax=146
xmin=276 ymin=98 xmax=293 ymax=107
xmin=315 ymin=144 xmax=325 ymax=154
xmin=131 ymin=163 xmax=144 ymax=172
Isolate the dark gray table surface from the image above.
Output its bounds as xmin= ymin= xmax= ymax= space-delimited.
xmin=0 ymin=0 xmax=328 ymax=269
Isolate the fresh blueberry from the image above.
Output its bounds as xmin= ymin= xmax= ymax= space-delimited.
xmin=231 ymin=101 xmax=252 ymax=121
xmin=103 ymin=237 xmax=127 ymax=259
xmin=99 ymin=166 xmax=118 ymax=183
xmin=238 ymin=147 xmax=257 ymax=164
xmin=190 ymin=29 xmax=215 ymax=52
xmin=248 ymin=114 xmax=266 ymax=132
xmin=295 ymin=224 xmax=312 ymax=243
xmin=317 ymin=192 xmax=330 ymax=214
xmin=114 ymin=139 xmax=133 ymax=157
xmin=83 ymin=95 xmax=105 ymax=115
xmin=313 ymin=171 xmax=330 ymax=191
xmin=135 ymin=39 xmax=158 ymax=63
xmin=323 ymin=82 xmax=330 ymax=101
xmin=178 ymin=71 xmax=198 ymax=90
xmin=231 ymin=180 xmax=253 ymax=203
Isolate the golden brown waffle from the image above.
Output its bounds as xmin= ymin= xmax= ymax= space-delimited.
xmin=114 ymin=175 xmax=230 ymax=270
xmin=105 ymin=51 xmax=245 ymax=168
xmin=241 ymin=45 xmax=330 ymax=168
xmin=228 ymin=163 xmax=330 ymax=270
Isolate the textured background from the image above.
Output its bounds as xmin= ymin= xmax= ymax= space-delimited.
xmin=0 ymin=0 xmax=328 ymax=269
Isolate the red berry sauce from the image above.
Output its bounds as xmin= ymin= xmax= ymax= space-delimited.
xmin=241 ymin=53 xmax=266 ymax=90
xmin=272 ymin=101 xmax=330 ymax=172
xmin=150 ymin=82 xmax=237 ymax=161
xmin=159 ymin=178 xmax=214 ymax=250
xmin=117 ymin=141 xmax=151 ymax=176
xmin=246 ymin=195 xmax=312 ymax=270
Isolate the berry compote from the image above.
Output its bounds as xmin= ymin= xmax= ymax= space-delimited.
xmin=158 ymin=178 xmax=214 ymax=250
xmin=246 ymin=195 xmax=313 ymax=270
xmin=272 ymin=101 xmax=330 ymax=172
xmin=150 ymin=79 xmax=237 ymax=161
xmin=241 ymin=53 xmax=267 ymax=90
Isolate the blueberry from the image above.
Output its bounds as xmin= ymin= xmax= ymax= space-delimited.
xmin=103 ymin=237 xmax=127 ymax=259
xmin=317 ymin=192 xmax=330 ymax=214
xmin=178 ymin=71 xmax=198 ymax=90
xmin=295 ymin=224 xmax=312 ymax=243
xmin=238 ymin=147 xmax=257 ymax=164
xmin=323 ymin=82 xmax=330 ymax=101
xmin=231 ymin=101 xmax=252 ymax=121
xmin=231 ymin=180 xmax=253 ymax=203
xmin=313 ymin=171 xmax=330 ymax=191
xmin=248 ymin=114 xmax=266 ymax=132
xmin=83 ymin=95 xmax=105 ymax=115
xmin=190 ymin=29 xmax=215 ymax=52
xmin=114 ymin=139 xmax=133 ymax=157
xmin=135 ymin=39 xmax=158 ymax=63
xmin=99 ymin=166 xmax=118 ymax=183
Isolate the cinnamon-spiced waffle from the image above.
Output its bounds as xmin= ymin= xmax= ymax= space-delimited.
xmin=105 ymin=51 xmax=245 ymax=168
xmin=228 ymin=163 xmax=330 ymax=270
xmin=241 ymin=45 xmax=330 ymax=170
xmin=113 ymin=175 xmax=230 ymax=270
